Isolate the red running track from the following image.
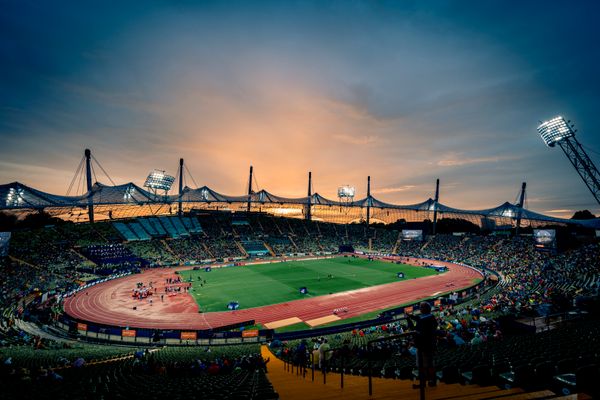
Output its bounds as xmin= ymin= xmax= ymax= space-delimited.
xmin=63 ymin=258 xmax=482 ymax=330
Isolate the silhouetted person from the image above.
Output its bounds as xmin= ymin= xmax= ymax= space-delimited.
xmin=406 ymin=301 xmax=438 ymax=389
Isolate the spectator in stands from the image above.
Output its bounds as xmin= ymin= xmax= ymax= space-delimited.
xmin=318 ymin=338 xmax=331 ymax=370
xmin=407 ymin=301 xmax=439 ymax=388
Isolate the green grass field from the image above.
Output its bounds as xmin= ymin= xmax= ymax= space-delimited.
xmin=177 ymin=257 xmax=439 ymax=312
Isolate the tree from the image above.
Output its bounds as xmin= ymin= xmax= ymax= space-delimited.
xmin=0 ymin=212 xmax=18 ymax=231
xmin=20 ymin=211 xmax=63 ymax=229
xmin=571 ymin=210 xmax=596 ymax=220
xmin=436 ymin=218 xmax=480 ymax=234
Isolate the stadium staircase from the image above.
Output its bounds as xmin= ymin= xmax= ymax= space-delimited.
xmin=288 ymin=236 xmax=300 ymax=253
xmin=202 ymin=242 xmax=215 ymax=259
xmin=264 ymin=242 xmax=277 ymax=257
xmin=286 ymin=220 xmax=296 ymax=236
xmin=236 ymin=240 xmax=249 ymax=257
xmin=392 ymin=231 xmax=402 ymax=254
xmin=71 ymin=247 xmax=96 ymax=266
xmin=8 ymin=255 xmax=40 ymax=269
xmin=316 ymin=239 xmax=325 ymax=253
xmin=262 ymin=346 xmax=591 ymax=400
xmin=160 ymin=239 xmax=178 ymax=259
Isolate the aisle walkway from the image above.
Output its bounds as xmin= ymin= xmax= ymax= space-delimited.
xmin=262 ymin=345 xmax=526 ymax=400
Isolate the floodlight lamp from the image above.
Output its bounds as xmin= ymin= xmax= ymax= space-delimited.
xmin=199 ymin=188 xmax=209 ymax=201
xmin=337 ymin=185 xmax=356 ymax=198
xmin=124 ymin=186 xmax=135 ymax=201
xmin=537 ymin=116 xmax=574 ymax=147
xmin=502 ymin=209 xmax=515 ymax=218
xmin=5 ymin=188 xmax=24 ymax=207
xmin=144 ymin=170 xmax=175 ymax=191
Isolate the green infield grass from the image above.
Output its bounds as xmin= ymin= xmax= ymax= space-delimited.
xmin=177 ymin=257 xmax=439 ymax=312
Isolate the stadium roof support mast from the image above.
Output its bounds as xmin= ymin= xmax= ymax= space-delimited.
xmin=306 ymin=171 xmax=312 ymax=221
xmin=178 ymin=158 xmax=184 ymax=216
xmin=538 ymin=116 xmax=600 ymax=205
xmin=247 ymin=165 xmax=253 ymax=212
xmin=366 ymin=176 xmax=371 ymax=227
xmin=84 ymin=148 xmax=94 ymax=223
xmin=515 ymin=182 xmax=526 ymax=236
xmin=432 ymin=178 xmax=440 ymax=235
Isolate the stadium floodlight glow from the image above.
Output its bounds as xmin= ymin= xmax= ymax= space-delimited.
xmin=5 ymin=188 xmax=24 ymax=207
xmin=537 ymin=116 xmax=574 ymax=147
xmin=124 ymin=186 xmax=135 ymax=201
xmin=337 ymin=185 xmax=356 ymax=198
xmin=537 ymin=115 xmax=600 ymax=206
xmin=502 ymin=208 xmax=515 ymax=218
xmin=144 ymin=170 xmax=175 ymax=192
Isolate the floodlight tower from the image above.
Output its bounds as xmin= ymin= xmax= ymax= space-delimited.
xmin=515 ymin=182 xmax=526 ymax=236
xmin=305 ymin=171 xmax=312 ymax=221
xmin=538 ymin=116 xmax=600 ymax=205
xmin=247 ymin=165 xmax=253 ymax=212
xmin=432 ymin=179 xmax=440 ymax=235
xmin=366 ymin=176 xmax=371 ymax=227
xmin=85 ymin=149 xmax=94 ymax=223
xmin=178 ymin=158 xmax=184 ymax=216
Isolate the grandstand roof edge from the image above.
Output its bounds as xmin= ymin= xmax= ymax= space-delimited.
xmin=1 ymin=180 xmax=599 ymax=227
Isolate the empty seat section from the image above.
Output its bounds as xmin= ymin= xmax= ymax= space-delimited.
xmin=149 ymin=217 xmax=167 ymax=236
xmin=242 ymin=240 xmax=269 ymax=256
xmin=139 ymin=218 xmax=158 ymax=236
xmin=171 ymin=216 xmax=190 ymax=236
xmin=191 ymin=217 xmax=203 ymax=233
xmin=159 ymin=216 xmax=179 ymax=238
xmin=181 ymin=217 xmax=195 ymax=232
xmin=113 ymin=222 xmax=138 ymax=241
xmin=128 ymin=222 xmax=151 ymax=241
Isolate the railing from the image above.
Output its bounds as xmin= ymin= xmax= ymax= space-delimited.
xmin=366 ymin=332 xmax=417 ymax=397
xmin=281 ymin=347 xmax=344 ymax=387
xmin=280 ymin=331 xmax=423 ymax=398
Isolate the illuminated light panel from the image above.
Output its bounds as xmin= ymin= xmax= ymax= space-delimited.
xmin=124 ymin=186 xmax=135 ymax=201
xmin=537 ymin=116 xmax=574 ymax=147
xmin=337 ymin=185 xmax=356 ymax=198
xmin=144 ymin=170 xmax=175 ymax=191
xmin=502 ymin=208 xmax=515 ymax=218
xmin=5 ymin=188 xmax=24 ymax=207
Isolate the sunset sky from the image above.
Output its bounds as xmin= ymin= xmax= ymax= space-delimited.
xmin=1 ymin=1 xmax=599 ymax=217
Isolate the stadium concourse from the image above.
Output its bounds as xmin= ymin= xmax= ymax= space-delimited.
xmin=0 ymin=211 xmax=599 ymax=399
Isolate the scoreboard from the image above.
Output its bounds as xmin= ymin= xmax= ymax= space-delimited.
xmin=533 ymin=229 xmax=556 ymax=250
xmin=401 ymin=230 xmax=423 ymax=241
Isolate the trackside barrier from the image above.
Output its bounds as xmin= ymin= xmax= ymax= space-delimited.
xmin=57 ymin=315 xmax=274 ymax=346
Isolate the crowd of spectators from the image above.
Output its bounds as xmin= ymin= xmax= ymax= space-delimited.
xmin=1 ymin=212 xmax=599 ymax=397
xmin=397 ymin=235 xmax=600 ymax=317
xmin=0 ymin=343 xmax=276 ymax=399
xmin=126 ymin=241 xmax=179 ymax=266
xmin=5 ymin=215 xmax=600 ymax=324
xmin=9 ymin=228 xmax=91 ymax=271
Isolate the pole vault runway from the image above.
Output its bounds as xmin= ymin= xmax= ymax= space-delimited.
xmin=63 ymin=258 xmax=482 ymax=330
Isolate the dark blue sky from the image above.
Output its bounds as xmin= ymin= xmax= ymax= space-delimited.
xmin=1 ymin=1 xmax=599 ymax=216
